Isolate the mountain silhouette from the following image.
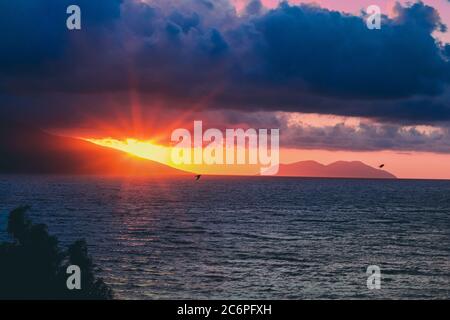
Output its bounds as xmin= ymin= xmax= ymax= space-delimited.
xmin=277 ymin=160 xmax=396 ymax=179
xmin=0 ymin=122 xmax=188 ymax=176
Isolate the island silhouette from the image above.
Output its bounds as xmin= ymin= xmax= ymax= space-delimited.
xmin=277 ymin=160 xmax=396 ymax=179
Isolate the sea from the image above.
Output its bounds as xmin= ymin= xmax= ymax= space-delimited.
xmin=0 ymin=175 xmax=449 ymax=299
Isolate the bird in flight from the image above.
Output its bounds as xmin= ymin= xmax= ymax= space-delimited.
xmin=379 ymin=164 xmax=385 ymax=169
xmin=195 ymin=175 xmax=202 ymax=181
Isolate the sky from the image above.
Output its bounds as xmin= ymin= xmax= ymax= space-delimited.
xmin=1 ymin=0 xmax=450 ymax=179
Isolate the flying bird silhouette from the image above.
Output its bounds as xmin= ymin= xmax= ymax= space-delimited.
xmin=195 ymin=175 xmax=202 ymax=181
xmin=379 ymin=164 xmax=385 ymax=169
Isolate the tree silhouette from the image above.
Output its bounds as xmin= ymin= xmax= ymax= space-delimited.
xmin=0 ymin=206 xmax=113 ymax=299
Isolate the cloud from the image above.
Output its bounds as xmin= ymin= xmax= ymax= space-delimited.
xmin=0 ymin=0 xmax=449 ymax=129
xmin=200 ymin=108 xmax=450 ymax=153
xmin=171 ymin=109 xmax=450 ymax=154
xmin=277 ymin=113 xmax=450 ymax=153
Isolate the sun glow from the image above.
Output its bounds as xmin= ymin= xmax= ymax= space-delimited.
xmin=84 ymin=137 xmax=264 ymax=176
xmin=86 ymin=138 xmax=172 ymax=165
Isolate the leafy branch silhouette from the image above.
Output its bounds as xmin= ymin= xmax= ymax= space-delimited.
xmin=0 ymin=206 xmax=113 ymax=300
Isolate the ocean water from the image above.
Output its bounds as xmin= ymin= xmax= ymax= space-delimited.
xmin=0 ymin=175 xmax=449 ymax=299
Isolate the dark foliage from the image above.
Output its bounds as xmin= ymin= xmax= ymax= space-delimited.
xmin=0 ymin=206 xmax=113 ymax=300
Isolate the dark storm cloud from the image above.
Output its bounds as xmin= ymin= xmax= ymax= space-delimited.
xmin=0 ymin=0 xmax=450 ymax=127
xmin=252 ymin=2 xmax=448 ymax=98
